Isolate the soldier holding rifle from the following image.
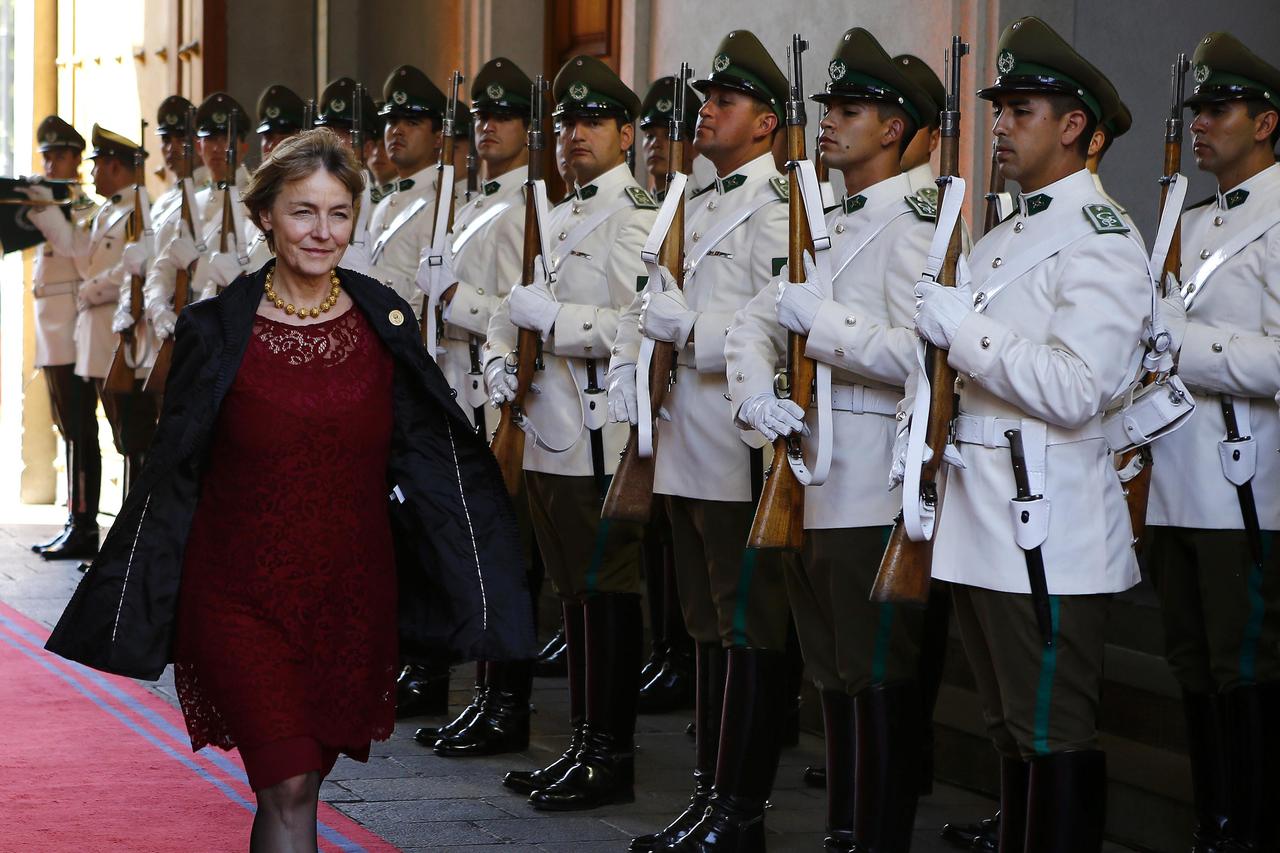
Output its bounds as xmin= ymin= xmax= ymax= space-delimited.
xmin=725 ymin=28 xmax=938 ymax=852
xmin=901 ymin=17 xmax=1149 ymax=850
xmin=1147 ymin=31 xmax=1280 ymax=853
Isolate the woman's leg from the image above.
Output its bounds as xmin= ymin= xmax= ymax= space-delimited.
xmin=250 ymin=771 xmax=321 ymax=853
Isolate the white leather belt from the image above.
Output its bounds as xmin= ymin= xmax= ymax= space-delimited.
xmin=33 ymin=281 xmax=76 ymax=298
xmin=952 ymin=414 xmax=1105 ymax=448
xmin=828 ymin=382 xmax=899 ymax=416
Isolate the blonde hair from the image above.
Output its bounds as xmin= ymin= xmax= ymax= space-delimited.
xmin=241 ymin=127 xmax=366 ymax=253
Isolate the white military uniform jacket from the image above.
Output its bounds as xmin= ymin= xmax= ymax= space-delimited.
xmin=30 ymin=191 xmax=96 ymax=367
xmin=368 ymin=165 xmax=440 ymax=318
xmin=443 ymin=165 xmax=528 ymax=417
xmin=339 ymin=183 xmax=375 ymax=275
xmin=924 ymin=168 xmax=1149 ymax=595
xmin=726 ymin=172 xmax=933 ymax=528
xmin=487 ymin=162 xmax=656 ymax=477
xmin=611 ymin=152 xmax=788 ymax=502
xmin=1149 ymin=162 xmax=1280 ymax=531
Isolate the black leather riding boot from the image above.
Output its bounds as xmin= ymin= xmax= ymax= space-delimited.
xmin=917 ymin=583 xmax=951 ymax=796
xmin=31 ymin=511 xmax=73 ymax=553
xmin=1224 ymin=684 xmax=1278 ymax=852
xmin=506 ymin=601 xmax=587 ymax=794
xmin=640 ymin=528 xmax=670 ymax=689
xmin=1183 ymin=690 xmax=1231 ymax=852
xmin=852 ymin=680 xmax=922 ymax=852
xmin=416 ymin=661 xmax=487 ymax=745
xmin=639 ymin=533 xmax=694 ymax=713
xmin=819 ymin=690 xmax=857 ymax=851
xmin=782 ymin=622 xmax=804 ymax=748
xmin=663 ymin=647 xmax=787 ymax=853
xmin=997 ymin=756 xmax=1029 ymax=853
xmin=433 ymin=659 xmax=532 ymax=757
xmin=630 ymin=642 xmax=726 ymax=852
xmin=530 ymin=593 xmax=642 ymax=810
xmin=1023 ymin=750 xmax=1106 ymax=853
xmin=40 ymin=512 xmax=99 ymax=561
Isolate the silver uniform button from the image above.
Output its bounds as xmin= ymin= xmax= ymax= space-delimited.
xmin=476 ymin=288 xmax=484 ymax=295
xmin=470 ymin=307 xmax=479 ymax=314
xmin=974 ymin=292 xmax=985 ymax=306
xmin=735 ymin=372 xmax=744 ymax=382
xmin=980 ymin=336 xmax=991 ymax=349
xmin=834 ymin=223 xmax=846 ymax=234
xmin=692 ymin=232 xmax=701 ymax=242
xmin=1214 ymin=216 xmax=1224 ymax=226
xmin=1186 ymin=283 xmax=1196 ymax=294
xmin=1200 ymin=249 xmax=1211 ymax=260
xmin=1212 ymin=342 xmax=1223 ymax=352
xmin=1013 ymin=222 xmax=1024 ymax=233
xmin=558 ymin=231 xmax=567 ymax=241
xmin=845 ymin=316 xmax=855 ymax=326
xmin=611 ymin=345 xmax=621 ymax=355
xmin=582 ymin=321 xmax=592 ymax=330
xmin=834 ymin=347 xmax=845 ymax=356
xmin=708 ymin=200 xmax=717 ymax=210
xmin=572 ymin=204 xmax=582 ymax=215
xmin=992 ymin=257 xmax=1003 ymax=268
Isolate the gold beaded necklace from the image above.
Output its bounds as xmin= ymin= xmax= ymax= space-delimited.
xmin=263 ymin=267 xmax=342 ymax=319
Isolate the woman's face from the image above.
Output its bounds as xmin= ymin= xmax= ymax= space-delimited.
xmin=260 ymin=168 xmax=355 ymax=279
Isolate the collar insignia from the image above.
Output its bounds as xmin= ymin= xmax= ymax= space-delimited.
xmin=1025 ymin=193 xmax=1052 ymax=215
xmin=575 ymin=183 xmax=599 ymax=200
xmin=718 ymin=173 xmax=746 ymax=194
xmin=483 ymin=180 xmax=500 ymax=196
xmin=398 ymin=178 xmax=415 ymax=192
xmin=843 ymin=194 xmax=866 ymax=214
xmin=1224 ymin=188 xmax=1249 ymax=209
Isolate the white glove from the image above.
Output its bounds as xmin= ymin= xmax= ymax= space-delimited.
xmin=111 ymin=303 xmax=135 ymax=333
xmin=484 ymin=355 xmax=519 ymax=407
xmin=737 ymin=392 xmax=809 ymax=442
xmin=149 ymin=306 xmax=178 ymax=339
xmin=16 ymin=183 xmax=54 ymax=203
xmin=415 ymin=244 xmax=457 ymax=299
xmin=607 ymin=363 xmax=638 ymax=425
xmin=121 ymin=241 xmax=149 ymax=278
xmin=914 ymin=278 xmax=974 ymax=350
xmin=775 ymin=254 xmax=827 ymax=336
xmin=207 ymin=251 xmax=244 ymax=289
xmin=639 ymin=283 xmax=697 ymax=348
xmin=1160 ymin=294 xmax=1188 ymax=356
xmin=508 ymin=280 xmax=561 ymax=338
xmin=167 ymin=235 xmax=201 ymax=269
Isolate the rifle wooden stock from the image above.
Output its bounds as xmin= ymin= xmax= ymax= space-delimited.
xmin=105 ymin=164 xmax=147 ymax=396
xmin=870 ymin=110 xmax=965 ymax=607
xmin=747 ymin=104 xmax=814 ymax=552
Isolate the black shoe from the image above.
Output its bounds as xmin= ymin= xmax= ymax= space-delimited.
xmin=433 ymin=660 xmax=532 ymax=757
xmin=416 ymin=663 xmax=488 ymax=745
xmin=637 ymin=650 xmax=695 ymax=714
xmin=395 ymin=663 xmax=451 ymax=719
xmin=939 ymin=812 xmax=999 ymax=852
xmin=31 ymin=516 xmax=73 ymax=553
xmin=529 ymin=594 xmax=643 ymax=811
xmin=803 ymin=766 xmax=827 ymax=788
xmin=1024 ymin=750 xmax=1106 ymax=853
xmin=639 ymin=647 xmax=667 ymax=688
xmin=630 ymin=643 xmax=725 ymax=852
xmin=534 ymin=624 xmax=569 ymax=678
xmin=40 ymin=522 xmax=98 ymax=561
xmin=506 ymin=602 xmax=586 ymax=795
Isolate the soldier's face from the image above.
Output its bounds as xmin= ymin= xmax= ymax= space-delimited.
xmin=385 ymin=115 xmax=441 ymax=172
xmin=261 ymin=130 xmax=293 ymax=159
xmin=818 ymin=99 xmax=902 ymax=171
xmin=90 ymin=157 xmax=130 ymax=198
xmin=474 ymin=111 xmax=526 ymax=165
xmin=42 ymin=149 xmax=80 ymax=181
xmin=367 ymin=137 xmax=397 ymax=184
xmin=555 ymin=123 xmax=576 ymax=185
xmin=1190 ymin=101 xmax=1277 ymax=175
xmin=694 ymin=85 xmax=775 ymax=165
xmin=642 ymin=125 xmax=670 ymax=181
xmin=990 ymin=94 xmax=1085 ymax=187
xmin=198 ymin=133 xmax=239 ymax=182
xmin=161 ymin=135 xmax=186 ymax=175
xmin=259 ymin=168 xmax=354 ymax=279
xmin=901 ymin=125 xmax=938 ymax=172
xmin=556 ymin=115 xmax=632 ymax=184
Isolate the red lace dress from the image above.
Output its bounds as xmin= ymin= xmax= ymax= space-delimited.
xmin=173 ymin=307 xmax=398 ymax=790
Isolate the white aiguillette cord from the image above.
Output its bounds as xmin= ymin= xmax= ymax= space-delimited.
xmin=902 ymin=175 xmax=966 ymax=543
xmin=636 ymin=172 xmax=689 ymax=458
xmin=422 ymin=163 xmax=456 ymax=364
xmin=786 ymin=159 xmax=833 ymax=487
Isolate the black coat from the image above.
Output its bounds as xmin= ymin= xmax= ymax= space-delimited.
xmin=45 ymin=263 xmax=535 ymax=680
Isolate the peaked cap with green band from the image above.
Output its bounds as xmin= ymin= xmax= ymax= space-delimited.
xmin=37 ymin=115 xmax=85 ymax=152
xmin=195 ymin=92 xmax=249 ymax=139
xmin=255 ymin=85 xmax=305 ymax=135
xmin=380 ymin=64 xmax=447 ymax=122
xmin=90 ymin=124 xmax=146 ymax=161
xmin=553 ymin=55 xmax=641 ymax=121
xmin=977 ymin=16 xmax=1111 ymax=121
xmin=694 ymin=30 xmax=787 ymax=121
xmin=472 ymin=57 xmax=534 ymax=116
xmin=1185 ymin=31 xmax=1280 ymax=113
xmin=155 ymin=96 xmax=195 ymax=137
xmin=314 ymin=77 xmax=379 ymax=137
xmin=893 ymin=54 xmax=945 ymax=128
xmin=813 ymin=28 xmax=934 ymax=129
xmin=639 ymin=76 xmax=701 ymax=130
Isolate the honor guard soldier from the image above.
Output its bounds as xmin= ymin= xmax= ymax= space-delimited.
xmin=1147 ymin=31 xmax=1280 ymax=853
xmin=895 ymin=53 xmax=945 ymax=196
xmin=315 ymin=77 xmax=378 ymax=274
xmin=609 ymin=30 xmax=791 ymax=852
xmin=638 ymin=75 xmax=703 ymax=201
xmin=367 ymin=64 xmax=445 ymax=318
xmin=726 ymin=28 xmax=938 ymax=850
xmin=192 ymin=93 xmax=259 ymax=297
xmin=21 ymin=117 xmax=102 ymax=561
xmin=907 ymin=17 xmax=1149 ymax=851
xmin=256 ymin=84 xmax=306 ymax=158
xmin=367 ymin=102 xmax=399 ymax=202
xmin=484 ymin=55 xmax=656 ymax=812
xmin=420 ymin=57 xmax=540 ymax=756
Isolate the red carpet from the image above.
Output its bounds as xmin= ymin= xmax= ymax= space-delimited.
xmin=0 ymin=601 xmax=398 ymax=852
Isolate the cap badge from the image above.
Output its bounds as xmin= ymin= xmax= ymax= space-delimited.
xmin=569 ymin=82 xmax=589 ymax=101
xmin=713 ymin=53 xmax=731 ymax=73
xmin=656 ymin=98 xmax=673 ymax=113
xmin=828 ymin=60 xmax=847 ymax=82
xmin=486 ymin=83 xmax=504 ymax=100
xmin=265 ymin=106 xmax=280 ymax=119
xmin=997 ymin=50 xmax=1015 ymax=75
xmin=1194 ymin=63 xmax=1210 ymax=84
xmin=42 ymin=131 xmax=57 ymax=143
xmin=392 ymin=90 xmax=408 ymax=105
xmin=165 ymin=113 xmax=180 ymax=125
xmin=212 ymin=111 xmax=228 ymax=125
xmin=331 ymin=98 xmax=346 ymax=114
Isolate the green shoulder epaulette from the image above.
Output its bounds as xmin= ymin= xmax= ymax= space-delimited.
xmin=625 ymin=186 xmax=658 ymax=209
xmin=769 ymin=176 xmax=789 ymax=201
xmin=904 ymin=193 xmax=937 ymax=221
xmin=1186 ymin=194 xmax=1216 ymax=211
xmin=690 ymin=183 xmax=714 ymax=198
xmin=914 ymin=186 xmax=939 ymax=207
xmin=1082 ymin=203 xmax=1129 ymax=234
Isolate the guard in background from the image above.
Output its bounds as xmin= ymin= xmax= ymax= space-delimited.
xmin=190 ymin=92 xmax=260 ymax=298
xmin=23 ymin=117 xmax=101 ymax=561
xmin=256 ymin=84 xmax=307 ymax=159
xmin=895 ymin=53 xmax=944 ymax=197
xmin=1147 ymin=31 xmax=1280 ymax=853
